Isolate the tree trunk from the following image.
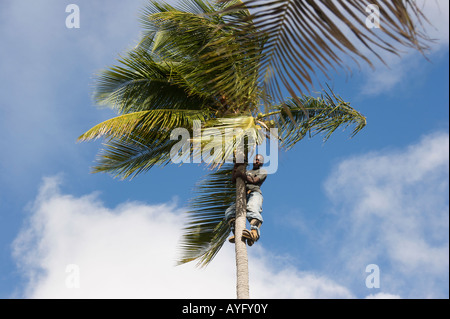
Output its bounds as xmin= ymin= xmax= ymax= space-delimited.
xmin=234 ymin=163 xmax=249 ymax=299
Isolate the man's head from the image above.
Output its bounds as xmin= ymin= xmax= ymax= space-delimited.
xmin=253 ymin=154 xmax=264 ymax=169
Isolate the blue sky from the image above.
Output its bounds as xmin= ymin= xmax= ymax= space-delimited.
xmin=0 ymin=0 xmax=448 ymax=299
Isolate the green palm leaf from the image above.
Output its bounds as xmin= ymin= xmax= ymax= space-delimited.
xmin=177 ymin=165 xmax=235 ymax=267
xmin=78 ymin=109 xmax=209 ymax=142
xmin=91 ymin=135 xmax=176 ymax=179
xmin=192 ymin=115 xmax=265 ymax=168
xmin=261 ymin=89 xmax=367 ymax=149
xmin=217 ymin=0 xmax=431 ymax=104
xmin=94 ymin=48 xmax=213 ymax=114
xmin=138 ymin=0 xmax=265 ymax=111
xmin=92 ymin=137 xmax=176 ymax=179
xmin=78 ymin=109 xmax=210 ymax=179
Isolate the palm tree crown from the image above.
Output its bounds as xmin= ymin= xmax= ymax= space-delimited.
xmin=78 ymin=0 xmax=366 ymax=267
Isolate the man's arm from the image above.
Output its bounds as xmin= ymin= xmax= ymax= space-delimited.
xmin=245 ymin=174 xmax=261 ymax=184
xmin=234 ymin=169 xmax=263 ymax=184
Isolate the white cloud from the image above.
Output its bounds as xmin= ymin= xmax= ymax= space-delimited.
xmin=324 ymin=131 xmax=449 ymax=298
xmin=12 ymin=175 xmax=353 ymax=299
xmin=359 ymin=54 xmax=416 ymax=96
xmin=365 ymin=293 xmax=401 ymax=299
xmin=249 ymin=247 xmax=354 ymax=299
xmin=419 ymin=0 xmax=449 ymax=49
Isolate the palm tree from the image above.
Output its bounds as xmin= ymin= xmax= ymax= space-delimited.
xmin=78 ymin=0 xmax=366 ymax=299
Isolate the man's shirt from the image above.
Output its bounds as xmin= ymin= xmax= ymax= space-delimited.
xmin=245 ymin=168 xmax=267 ymax=194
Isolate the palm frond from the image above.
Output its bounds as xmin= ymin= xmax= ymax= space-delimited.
xmin=78 ymin=109 xmax=209 ymax=142
xmin=78 ymin=109 xmax=210 ymax=179
xmin=91 ymin=135 xmax=177 ymax=179
xmin=177 ymin=165 xmax=235 ymax=267
xmin=192 ymin=115 xmax=265 ymax=168
xmin=259 ymin=88 xmax=366 ymax=149
xmin=217 ymin=0 xmax=432 ymax=104
xmin=94 ymin=48 xmax=212 ymax=114
xmin=137 ymin=0 xmax=265 ymax=111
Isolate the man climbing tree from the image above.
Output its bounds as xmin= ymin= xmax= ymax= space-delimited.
xmin=226 ymin=154 xmax=267 ymax=246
